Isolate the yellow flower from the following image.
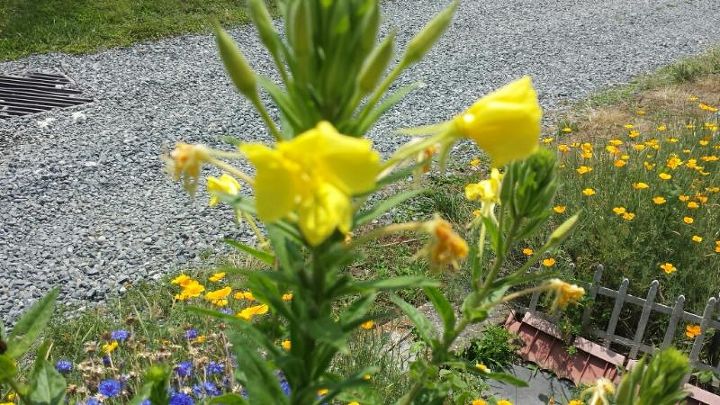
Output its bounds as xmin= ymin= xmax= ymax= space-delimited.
xmin=687 ymin=201 xmax=699 ymax=209
xmin=643 ymin=161 xmax=655 ymax=170
xmin=700 ymin=139 xmax=710 ymax=146
xmin=542 ymin=258 xmax=556 ymax=267
xmin=361 ymin=320 xmax=375 ymax=330
xmin=471 ymin=400 xmax=487 ymax=405
xmin=707 ymin=187 xmax=720 ymax=193
xmin=657 ymin=124 xmax=667 ymax=131
xmin=281 ymin=340 xmax=291 ymax=351
xmin=715 ymin=241 xmax=720 ymax=253
xmin=632 ymin=182 xmax=649 ymax=190
xmin=623 ymin=124 xmax=634 ymax=129
xmin=193 ymin=335 xmax=207 ymax=344
xmin=522 ymin=247 xmax=534 ymax=256
xmin=695 ymin=195 xmax=708 ymax=204
xmin=205 ymin=286 xmax=232 ymax=306
xmin=652 ymin=196 xmax=667 ymax=205
xmin=576 ymin=166 xmax=593 ymax=175
xmin=558 ymin=144 xmax=570 ymax=153
xmin=475 ymin=363 xmax=490 ymax=373
xmin=568 ymin=400 xmax=584 ymax=405
xmin=660 ymin=262 xmax=677 ymax=274
xmin=422 ymin=217 xmax=469 ymax=270
xmin=666 ymin=155 xmax=683 ymax=169
xmin=348 ymin=402 xmax=360 ymax=405
xmin=689 ymin=95 xmax=699 ymax=101
xmin=686 ymin=324 xmax=702 ymax=339
xmin=175 ymin=280 xmax=205 ymax=301
xmin=102 ymin=341 xmax=119 ymax=354
xmin=679 ymin=195 xmax=690 ymax=202
xmin=552 ymin=205 xmax=567 ymax=214
xmin=628 ymin=130 xmax=640 ymax=138
xmin=497 ymin=401 xmax=512 ymax=405
xmin=582 ymin=188 xmax=596 ymax=196
xmin=234 ymin=290 xmax=255 ymax=301
xmin=207 ymin=174 xmax=241 ymax=207
xmin=546 ymin=279 xmax=584 ymax=311
xmin=683 ymin=216 xmax=694 ymax=224
xmin=667 ymin=137 xmax=678 ymax=143
xmin=317 ymin=388 xmax=329 ymax=396
xmin=612 ymin=207 xmax=626 ymax=215
xmin=470 ymin=158 xmax=481 ymax=167
xmin=583 ymin=378 xmax=615 ymax=405
xmin=282 ymin=293 xmax=293 ymax=302
xmin=605 ymin=145 xmax=620 ymax=155
xmin=453 ymin=76 xmax=542 ymax=167
xmin=561 ymin=127 xmax=573 ymax=133
xmin=658 ymin=172 xmax=672 ymax=180
xmin=543 ymin=137 xmax=554 ymax=144
xmin=171 ymin=274 xmax=193 ymax=287
xmin=699 ymin=102 xmax=718 ymax=112
xmin=692 ymin=235 xmax=703 ymax=243
xmin=465 ymin=168 xmax=503 ymax=206
xmin=208 ymin=272 xmax=226 ymax=282
xmin=621 ymin=212 xmax=635 ymax=221
xmin=164 ymin=143 xmax=211 ymax=193
xmin=608 ymin=139 xmax=623 ymax=146
xmin=701 ymin=155 xmax=719 ymax=162
xmin=241 ymin=121 xmax=381 ymax=246
xmin=613 ymin=159 xmax=627 ymax=168
xmin=633 ymin=144 xmax=646 ymax=151
xmin=236 ymin=304 xmax=269 ymax=321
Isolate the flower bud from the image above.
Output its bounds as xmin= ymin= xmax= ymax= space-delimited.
xmin=215 ymin=26 xmax=258 ymax=99
xmin=357 ymin=32 xmax=395 ymax=95
xmin=248 ymin=0 xmax=282 ymax=57
xmin=403 ymin=1 xmax=458 ymax=65
xmin=548 ymin=213 xmax=580 ymax=246
xmin=502 ymin=148 xmax=557 ymax=221
xmin=453 ymin=76 xmax=541 ymax=167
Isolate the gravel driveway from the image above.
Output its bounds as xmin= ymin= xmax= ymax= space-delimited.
xmin=2 ymin=0 xmax=720 ymax=321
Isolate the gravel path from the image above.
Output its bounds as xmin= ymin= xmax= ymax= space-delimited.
xmin=2 ymin=0 xmax=720 ymax=321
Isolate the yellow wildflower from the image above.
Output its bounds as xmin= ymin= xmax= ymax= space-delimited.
xmin=643 ymin=161 xmax=655 ymax=170
xmin=666 ymin=155 xmax=683 ymax=169
xmin=683 ymin=216 xmax=694 ymax=224
xmin=699 ymin=102 xmax=718 ymax=112
xmin=281 ymin=340 xmax=291 ymax=351
xmin=171 ymin=274 xmax=193 ymax=287
xmin=608 ymin=139 xmax=623 ymax=146
xmin=695 ymin=195 xmax=708 ymax=204
xmin=522 ymin=247 xmax=534 ymax=256
xmin=692 ymin=235 xmax=703 ymax=243
xmin=612 ymin=207 xmax=626 ymax=215
xmin=546 ymin=279 xmax=584 ymax=311
xmin=497 ymin=401 xmax=512 ymax=405
xmin=701 ymin=155 xmax=719 ymax=162
xmin=707 ymin=187 xmax=720 ymax=193
xmin=576 ymin=166 xmax=593 ymax=175
xmin=632 ymin=182 xmax=649 ymax=190
xmin=679 ymin=195 xmax=690 ymax=202
xmin=205 ymin=286 xmax=232 ymax=306
xmin=623 ymin=124 xmax=634 ymax=129
xmin=317 ymin=388 xmax=329 ymax=396
xmin=234 ymin=291 xmax=255 ymax=301
xmin=206 ymin=174 xmax=241 ymax=207
xmin=361 ymin=320 xmax=375 ymax=330
xmin=558 ymin=144 xmax=570 ymax=153
xmin=208 ymin=272 xmax=226 ymax=282
xmin=282 ymin=293 xmax=293 ymax=302
xmin=628 ymin=130 xmax=640 ymax=138
xmin=715 ymin=241 xmax=720 ymax=253
xmin=553 ymin=205 xmax=567 ymax=214
xmin=568 ymin=400 xmax=584 ymax=405
xmin=700 ymin=139 xmax=710 ymax=146
xmin=175 ymin=280 xmax=205 ymax=301
xmin=465 ymin=168 xmax=503 ymax=209
xmin=452 ymin=76 xmax=541 ymax=167
xmin=241 ymin=121 xmax=381 ymax=246
xmin=471 ymin=400 xmax=488 ymax=405
xmin=657 ymin=124 xmax=667 ymax=131
xmin=542 ymin=258 xmax=556 ymax=267
xmin=621 ymin=212 xmax=635 ymax=221
xmin=470 ymin=158 xmax=481 ymax=167
xmin=102 ymin=341 xmax=118 ymax=354
xmin=658 ymin=172 xmax=672 ymax=180
xmin=561 ymin=126 xmax=573 ymax=133
xmin=633 ymin=144 xmax=646 ymax=151
xmin=667 ymin=137 xmax=678 ymax=143
xmin=475 ymin=363 xmax=490 ymax=373
xmin=652 ymin=196 xmax=666 ymax=205
xmin=687 ymin=201 xmax=699 ymax=209
xmin=660 ymin=262 xmax=677 ymax=274
xmin=236 ymin=304 xmax=269 ymax=321
xmin=613 ymin=159 xmax=626 ymax=168
xmin=583 ymin=378 xmax=615 ymax=405
xmin=686 ymin=324 xmax=702 ymax=339
xmin=605 ymin=145 xmax=620 ymax=155
xmin=543 ymin=137 xmax=554 ymax=144
xmin=582 ymin=188 xmax=596 ymax=196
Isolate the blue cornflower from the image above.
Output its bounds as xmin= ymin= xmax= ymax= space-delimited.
xmin=192 ymin=383 xmax=220 ymax=398
xmin=102 ymin=355 xmax=111 ymax=367
xmin=220 ymin=308 xmax=232 ymax=315
xmin=110 ymin=329 xmax=130 ymax=342
xmin=175 ymin=361 xmax=193 ymax=377
xmin=185 ymin=328 xmax=199 ymax=340
xmin=98 ymin=379 xmax=122 ymax=397
xmin=82 ymin=398 xmax=101 ymax=405
xmin=55 ymin=360 xmax=73 ymax=373
xmin=277 ymin=372 xmax=291 ymax=396
xmin=139 ymin=400 xmax=151 ymax=405
xmin=169 ymin=392 xmax=194 ymax=405
xmin=207 ymin=361 xmax=224 ymax=375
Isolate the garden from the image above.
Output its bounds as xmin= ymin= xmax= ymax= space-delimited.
xmin=1 ymin=0 xmax=720 ymax=404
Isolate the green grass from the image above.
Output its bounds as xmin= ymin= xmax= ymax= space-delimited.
xmin=0 ymin=0 xmax=270 ymax=61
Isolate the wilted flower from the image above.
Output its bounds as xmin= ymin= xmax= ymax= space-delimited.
xmin=545 ymin=279 xmax=584 ymax=311
xmin=241 ymin=121 xmax=381 ymax=246
xmin=420 ymin=216 xmax=469 ymax=270
xmin=164 ymin=143 xmax=211 ymax=194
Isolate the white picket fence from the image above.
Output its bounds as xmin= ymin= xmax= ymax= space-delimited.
xmin=523 ymin=264 xmax=720 ymax=373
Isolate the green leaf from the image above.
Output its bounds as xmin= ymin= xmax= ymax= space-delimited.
xmin=257 ymin=76 xmax=302 ymax=133
xmin=389 ymin=294 xmax=436 ymax=345
xmin=0 ymin=354 xmax=17 ymax=381
xmin=357 ymin=82 xmax=422 ymax=134
xmin=423 ymin=287 xmax=455 ymax=337
xmin=340 ymin=293 xmax=377 ymax=330
xmin=228 ymin=331 xmax=289 ymax=405
xmin=485 ymin=371 xmax=529 ymax=387
xmin=224 ymin=239 xmax=275 ymax=265
xmin=7 ymin=289 xmax=58 ymax=359
xmin=354 ymin=189 xmax=425 ymax=226
xmin=375 ymin=160 xmax=426 ymax=188
xmin=351 ymin=276 xmax=440 ymax=292
xmin=28 ymin=360 xmax=67 ymax=405
xmin=208 ymin=393 xmax=249 ymax=405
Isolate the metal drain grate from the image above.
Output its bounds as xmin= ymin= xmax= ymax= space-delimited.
xmin=0 ymin=72 xmax=92 ymax=119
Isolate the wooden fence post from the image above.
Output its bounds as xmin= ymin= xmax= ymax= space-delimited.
xmin=661 ymin=295 xmax=686 ymax=349
xmin=581 ymin=265 xmax=604 ymax=331
xmin=603 ymin=278 xmax=629 ymax=349
xmin=629 ymin=280 xmax=659 ymax=358
xmin=688 ymin=297 xmax=718 ymax=377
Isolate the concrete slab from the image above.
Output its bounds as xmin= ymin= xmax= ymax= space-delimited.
xmin=489 ymin=363 xmax=576 ymax=404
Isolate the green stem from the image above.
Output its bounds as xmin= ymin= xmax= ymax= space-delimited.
xmin=249 ymin=92 xmax=284 ymax=141
xmin=355 ymin=61 xmax=407 ymax=127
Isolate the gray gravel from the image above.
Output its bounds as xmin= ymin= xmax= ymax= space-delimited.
xmin=2 ymin=0 xmax=720 ymax=322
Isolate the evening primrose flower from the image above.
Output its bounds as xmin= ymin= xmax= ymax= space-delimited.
xmin=545 ymin=279 xmax=584 ymax=311
xmin=465 ymin=168 xmax=503 ymax=217
xmin=241 ymin=121 xmax=381 ymax=246
xmin=421 ymin=216 xmax=469 ymax=270
xmin=451 ymin=76 xmax=542 ymax=167
xmin=686 ymin=324 xmax=702 ymax=339
xmin=652 ymin=196 xmax=667 ymax=205
xmin=553 ymin=205 xmax=567 ymax=214
xmin=660 ymin=262 xmax=677 ymax=274
xmin=236 ymin=304 xmax=269 ymax=320
xmin=582 ymin=188 xmax=596 ymax=196
xmin=164 ymin=143 xmax=211 ymax=194
xmin=207 ymin=174 xmax=240 ymax=207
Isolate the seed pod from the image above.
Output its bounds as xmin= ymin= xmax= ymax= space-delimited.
xmin=403 ymin=0 xmax=458 ymax=65
xmin=248 ymin=0 xmax=282 ymax=57
xmin=357 ymin=32 xmax=395 ymax=95
xmin=288 ymin=1 xmax=312 ymax=59
xmin=215 ymin=25 xmax=257 ymax=99
xmin=548 ymin=213 xmax=580 ymax=245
